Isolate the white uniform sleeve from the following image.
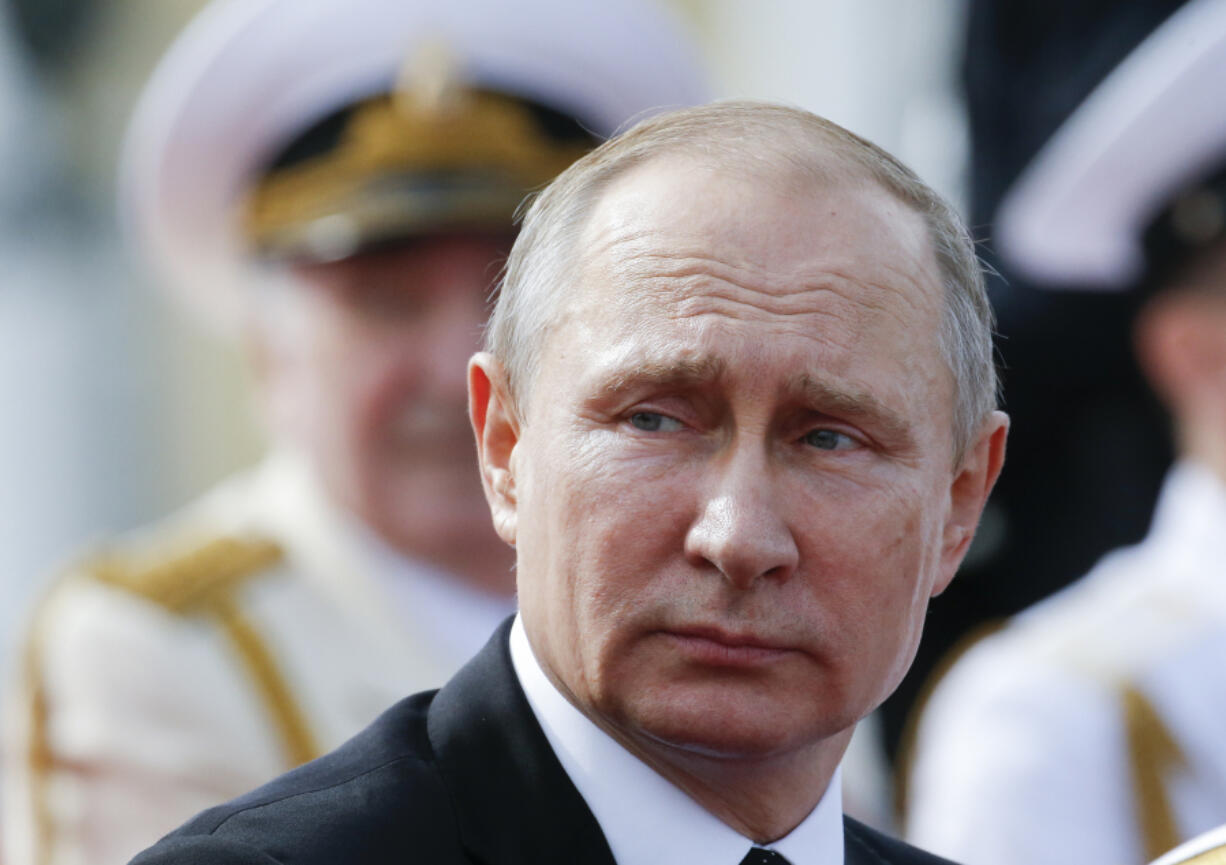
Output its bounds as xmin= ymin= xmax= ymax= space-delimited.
xmin=905 ymin=640 xmax=1144 ymax=865
xmin=3 ymin=576 xmax=286 ymax=865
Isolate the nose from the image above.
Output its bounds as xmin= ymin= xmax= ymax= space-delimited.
xmin=683 ymin=448 xmax=799 ymax=590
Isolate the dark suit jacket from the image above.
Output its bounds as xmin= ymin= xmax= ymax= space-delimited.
xmin=131 ymin=619 xmax=958 ymax=865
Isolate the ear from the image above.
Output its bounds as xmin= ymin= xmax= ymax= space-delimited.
xmin=933 ymin=410 xmax=1009 ymax=596
xmin=469 ymin=352 xmax=521 ymax=547
xmin=241 ymin=312 xmax=297 ymax=439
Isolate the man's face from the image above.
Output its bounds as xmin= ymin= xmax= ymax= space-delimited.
xmin=259 ymin=233 xmax=513 ymax=586
xmin=477 ymin=158 xmax=1003 ymax=762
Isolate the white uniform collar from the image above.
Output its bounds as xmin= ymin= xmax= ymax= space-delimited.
xmin=509 ymin=616 xmax=845 ymax=865
xmin=1147 ymin=459 xmax=1226 ymax=559
xmin=352 ymin=516 xmax=515 ymax=664
xmin=250 ymin=448 xmax=515 ymax=668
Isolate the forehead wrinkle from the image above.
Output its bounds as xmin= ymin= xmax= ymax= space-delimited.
xmin=580 ymin=184 xmax=943 ymax=329
xmin=604 ymin=242 xmax=940 ymax=329
xmin=581 ymin=224 xmax=657 ymax=270
xmin=649 ymin=271 xmax=929 ymax=336
xmin=811 ymin=265 xmax=939 ymax=336
xmin=643 ymin=255 xmax=846 ymax=315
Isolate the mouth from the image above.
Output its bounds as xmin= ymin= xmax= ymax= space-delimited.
xmin=661 ymin=626 xmax=797 ymax=667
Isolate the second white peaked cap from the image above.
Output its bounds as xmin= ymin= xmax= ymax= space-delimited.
xmin=120 ymin=0 xmax=707 ymax=333
xmin=994 ymin=0 xmax=1226 ymax=290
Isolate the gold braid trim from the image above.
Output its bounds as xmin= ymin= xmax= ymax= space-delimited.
xmin=206 ymin=592 xmax=320 ymax=767
xmin=244 ymin=90 xmax=591 ymax=247
xmin=92 ymin=534 xmax=320 ymax=767
xmin=19 ymin=535 xmax=313 ymax=865
xmin=91 ymin=536 xmax=284 ymax=613
xmin=1122 ymin=684 xmax=1186 ymax=861
xmin=894 ymin=619 xmax=1008 ymax=825
xmin=23 ymin=620 xmax=53 ymax=865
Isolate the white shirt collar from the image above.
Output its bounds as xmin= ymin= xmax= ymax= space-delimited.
xmin=509 ymin=616 xmax=845 ymax=865
xmin=1149 ymin=460 xmax=1226 ymax=560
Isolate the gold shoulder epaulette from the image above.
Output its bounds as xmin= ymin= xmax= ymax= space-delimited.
xmin=89 ymin=534 xmax=284 ymax=614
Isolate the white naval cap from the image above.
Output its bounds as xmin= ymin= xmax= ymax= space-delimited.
xmin=120 ymin=0 xmax=708 ymax=332
xmin=994 ymin=0 xmax=1226 ymax=290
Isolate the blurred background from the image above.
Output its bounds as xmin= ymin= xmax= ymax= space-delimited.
xmin=0 ymin=0 xmax=969 ymax=660
xmin=0 ymin=0 xmax=1190 ymax=783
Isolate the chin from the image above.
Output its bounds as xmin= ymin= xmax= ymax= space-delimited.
xmin=616 ymin=683 xmax=852 ymax=763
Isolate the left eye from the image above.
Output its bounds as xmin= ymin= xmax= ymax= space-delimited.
xmin=804 ymin=429 xmax=856 ymax=451
xmin=630 ymin=412 xmax=683 ymax=432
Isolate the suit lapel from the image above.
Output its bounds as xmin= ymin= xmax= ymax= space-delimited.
xmin=427 ymin=621 xmax=910 ymax=865
xmin=427 ymin=619 xmax=617 ymax=865
xmin=843 ymin=819 xmax=875 ymax=865
xmin=844 ymin=816 xmax=941 ymax=865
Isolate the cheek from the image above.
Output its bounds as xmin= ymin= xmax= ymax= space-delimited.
xmin=303 ymin=358 xmax=372 ymax=451
xmin=267 ymin=299 xmax=408 ymax=470
xmin=265 ymin=337 xmax=348 ymax=447
xmin=795 ymin=476 xmax=944 ymax=652
xmin=285 ymin=313 xmax=366 ymax=414
xmin=320 ymin=339 xmax=414 ymax=447
xmin=515 ymin=428 xmax=696 ymax=666
xmin=526 ymin=433 xmax=674 ymax=591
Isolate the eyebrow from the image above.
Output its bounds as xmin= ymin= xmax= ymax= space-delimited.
xmin=789 ymin=373 xmax=915 ymax=448
xmin=594 ymin=356 xmax=728 ymax=399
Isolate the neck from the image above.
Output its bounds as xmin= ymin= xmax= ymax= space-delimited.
xmin=602 ymin=720 xmax=850 ymax=842
xmin=1177 ymin=416 xmax=1226 ymax=488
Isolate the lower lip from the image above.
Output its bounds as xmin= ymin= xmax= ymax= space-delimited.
xmin=663 ymin=632 xmax=793 ymax=667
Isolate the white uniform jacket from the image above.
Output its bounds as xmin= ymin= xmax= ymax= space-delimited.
xmin=906 ymin=462 xmax=1226 ymax=865
xmin=2 ymin=451 xmax=514 ymax=865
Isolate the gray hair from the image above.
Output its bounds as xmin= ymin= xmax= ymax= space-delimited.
xmin=486 ymin=100 xmax=998 ymax=462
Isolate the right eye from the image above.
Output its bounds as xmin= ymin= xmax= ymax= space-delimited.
xmin=629 ymin=412 xmax=683 ymax=432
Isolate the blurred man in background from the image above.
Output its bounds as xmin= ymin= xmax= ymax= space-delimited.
xmin=0 ymin=1 xmax=705 ymax=863
xmin=906 ymin=0 xmax=1226 ymax=862
xmin=879 ymin=0 xmax=1188 ymax=768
